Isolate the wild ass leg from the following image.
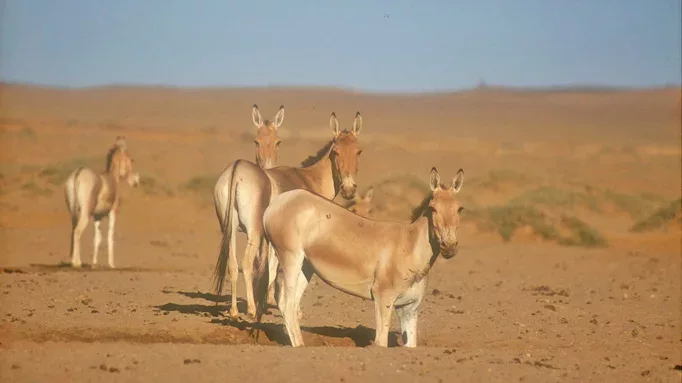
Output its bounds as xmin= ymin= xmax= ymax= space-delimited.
xmin=92 ymin=219 xmax=103 ymax=266
xmin=70 ymin=214 xmax=89 ymax=268
xmin=294 ymin=261 xmax=314 ymax=320
xmin=279 ymin=250 xmax=305 ymax=347
xmin=266 ymin=242 xmax=278 ymax=306
xmin=373 ymin=293 xmax=396 ymax=347
xmin=107 ymin=210 xmax=116 ymax=268
xmin=227 ymin=212 xmax=239 ymax=318
xmin=242 ymin=229 xmax=263 ymax=319
xmin=395 ymin=301 xmax=420 ymax=348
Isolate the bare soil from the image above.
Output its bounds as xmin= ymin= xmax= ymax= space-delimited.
xmin=1 ymin=84 xmax=680 ymax=382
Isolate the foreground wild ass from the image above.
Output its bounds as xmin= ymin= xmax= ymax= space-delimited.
xmin=64 ymin=136 xmax=140 ymax=268
xmin=213 ymin=112 xmax=364 ymax=319
xmin=261 ymin=167 xmax=465 ymax=347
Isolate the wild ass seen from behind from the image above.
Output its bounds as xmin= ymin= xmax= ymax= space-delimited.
xmin=261 ymin=167 xmax=465 ymax=347
xmin=213 ymin=112 xmax=365 ymax=319
xmin=64 ymin=136 xmax=140 ymax=268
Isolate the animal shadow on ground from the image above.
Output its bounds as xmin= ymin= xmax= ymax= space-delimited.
xmin=162 ymin=291 xmax=401 ymax=347
xmin=157 ymin=290 xmax=249 ymax=317
xmin=26 ymin=262 xmax=155 ymax=272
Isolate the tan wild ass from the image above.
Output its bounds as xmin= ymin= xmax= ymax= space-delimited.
xmin=212 ymin=112 xmax=365 ymax=319
xmin=261 ymin=167 xmax=465 ymax=347
xmin=250 ymin=104 xmax=285 ymax=170
xmin=64 ymin=136 xmax=140 ymax=268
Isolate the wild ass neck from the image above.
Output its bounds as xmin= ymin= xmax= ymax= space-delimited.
xmin=301 ymin=142 xmax=343 ymax=200
xmin=406 ymin=214 xmax=442 ymax=281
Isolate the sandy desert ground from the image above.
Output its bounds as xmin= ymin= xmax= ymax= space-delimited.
xmin=0 ymin=83 xmax=681 ymax=382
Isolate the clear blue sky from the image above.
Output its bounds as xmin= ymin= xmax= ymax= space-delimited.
xmin=1 ymin=0 xmax=680 ymax=92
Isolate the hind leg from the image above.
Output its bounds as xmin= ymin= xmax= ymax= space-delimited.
xmin=266 ymin=242 xmax=278 ymax=306
xmin=106 ymin=210 xmax=116 ymax=268
xmin=294 ymin=260 xmax=314 ymax=321
xmin=70 ymin=213 xmax=89 ymax=268
xmin=279 ymin=250 xmax=305 ymax=347
xmin=242 ymin=229 xmax=264 ymax=319
xmin=226 ymin=213 xmax=239 ymax=318
xmin=92 ymin=219 xmax=102 ymax=266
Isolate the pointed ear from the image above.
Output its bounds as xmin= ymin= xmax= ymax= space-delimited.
xmin=330 ymin=112 xmax=340 ymax=137
xmin=363 ymin=186 xmax=374 ymax=202
xmin=352 ymin=112 xmax=362 ymax=136
xmin=252 ymin=104 xmax=263 ymax=128
xmin=273 ymin=105 xmax=284 ymax=129
xmin=429 ymin=167 xmax=440 ymax=192
xmin=452 ymin=169 xmax=464 ymax=193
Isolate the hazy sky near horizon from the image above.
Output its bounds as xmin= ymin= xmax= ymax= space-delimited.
xmin=1 ymin=0 xmax=680 ymax=92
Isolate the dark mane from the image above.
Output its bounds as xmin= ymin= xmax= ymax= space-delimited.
xmin=410 ymin=192 xmax=434 ymax=222
xmin=105 ymin=144 xmax=122 ymax=172
xmin=300 ymin=138 xmax=335 ymax=167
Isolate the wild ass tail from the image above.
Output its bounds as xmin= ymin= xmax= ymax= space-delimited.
xmin=65 ymin=167 xmax=84 ymax=227
xmin=211 ymin=160 xmax=241 ymax=296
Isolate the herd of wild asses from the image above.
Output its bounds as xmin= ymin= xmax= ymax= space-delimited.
xmin=64 ymin=105 xmax=465 ymax=347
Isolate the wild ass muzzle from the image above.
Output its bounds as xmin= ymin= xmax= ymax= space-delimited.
xmin=64 ymin=136 xmax=140 ymax=268
xmin=212 ymin=111 xmax=365 ymax=320
xmin=260 ymin=167 xmax=465 ymax=347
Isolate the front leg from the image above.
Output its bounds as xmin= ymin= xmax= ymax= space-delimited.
xmin=395 ymin=301 xmax=421 ymax=348
xmin=373 ymin=293 xmax=396 ymax=347
xmin=107 ymin=210 xmax=117 ymax=268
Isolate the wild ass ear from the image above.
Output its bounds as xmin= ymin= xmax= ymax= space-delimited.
xmin=362 ymin=186 xmax=374 ymax=202
xmin=252 ymin=104 xmax=263 ymax=128
xmin=429 ymin=167 xmax=441 ymax=192
xmin=273 ymin=105 xmax=285 ymax=129
xmin=352 ymin=112 xmax=362 ymax=136
xmin=452 ymin=169 xmax=464 ymax=193
xmin=330 ymin=112 xmax=340 ymax=137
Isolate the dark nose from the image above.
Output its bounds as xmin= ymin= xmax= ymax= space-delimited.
xmin=350 ymin=184 xmax=358 ymax=195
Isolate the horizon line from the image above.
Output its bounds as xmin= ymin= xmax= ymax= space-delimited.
xmin=1 ymin=79 xmax=681 ymax=95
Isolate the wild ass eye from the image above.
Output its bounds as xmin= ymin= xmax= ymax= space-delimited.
xmin=276 ymin=140 xmax=282 ymax=147
xmin=458 ymin=206 xmax=464 ymax=214
xmin=357 ymin=149 xmax=363 ymax=156
xmin=254 ymin=140 xmax=260 ymax=147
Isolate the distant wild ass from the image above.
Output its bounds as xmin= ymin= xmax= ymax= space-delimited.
xmin=212 ymin=112 xmax=365 ymax=319
xmin=343 ymin=186 xmax=375 ymax=217
xmin=64 ymin=136 xmax=140 ymax=268
xmin=261 ymin=167 xmax=465 ymax=347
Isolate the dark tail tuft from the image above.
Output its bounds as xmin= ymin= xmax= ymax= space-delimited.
xmin=211 ymin=160 xmax=241 ymax=296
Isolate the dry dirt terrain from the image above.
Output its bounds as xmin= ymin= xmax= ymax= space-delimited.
xmin=0 ymin=83 xmax=681 ymax=382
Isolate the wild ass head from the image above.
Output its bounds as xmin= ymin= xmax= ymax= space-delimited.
xmin=329 ymin=112 xmax=363 ymax=200
xmin=426 ymin=167 xmax=464 ymax=259
xmin=106 ymin=136 xmax=140 ymax=187
xmin=252 ymin=104 xmax=284 ymax=170
xmin=346 ymin=187 xmax=375 ymax=217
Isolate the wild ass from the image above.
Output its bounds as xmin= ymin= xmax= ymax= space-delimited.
xmin=212 ymin=112 xmax=364 ymax=319
xmin=261 ymin=167 xmax=465 ymax=347
xmin=64 ymin=136 xmax=140 ymax=268
xmin=250 ymin=104 xmax=285 ymax=170
xmin=343 ymin=186 xmax=375 ymax=217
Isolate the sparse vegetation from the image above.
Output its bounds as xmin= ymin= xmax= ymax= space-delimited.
xmin=181 ymin=175 xmax=215 ymax=193
xmin=558 ymin=215 xmax=608 ymax=247
xmin=139 ymin=175 xmax=174 ymax=197
xmin=471 ymin=169 xmax=529 ymax=191
xmin=630 ymin=198 xmax=682 ymax=233
xmin=466 ymin=204 xmax=607 ymax=248
xmin=602 ymin=190 xmax=666 ymax=220
xmin=20 ymin=180 xmax=53 ymax=197
xmin=38 ymin=157 xmax=100 ymax=186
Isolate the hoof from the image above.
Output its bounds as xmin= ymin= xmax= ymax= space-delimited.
xmin=107 ymin=264 xmax=115 ymax=269
xmin=229 ymin=309 xmax=240 ymax=319
xmin=71 ymin=262 xmax=82 ymax=268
